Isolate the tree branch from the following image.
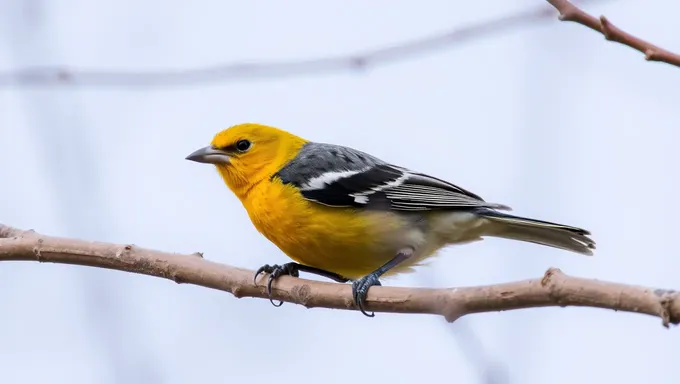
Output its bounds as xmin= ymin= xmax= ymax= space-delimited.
xmin=547 ymin=0 xmax=680 ymax=67
xmin=1 ymin=223 xmax=678 ymax=326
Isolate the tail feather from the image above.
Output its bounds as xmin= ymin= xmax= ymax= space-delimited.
xmin=475 ymin=209 xmax=595 ymax=256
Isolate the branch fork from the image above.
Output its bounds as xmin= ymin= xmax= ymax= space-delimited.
xmin=548 ymin=0 xmax=680 ymax=66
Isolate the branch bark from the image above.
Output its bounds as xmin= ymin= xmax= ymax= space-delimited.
xmin=1 ymin=223 xmax=678 ymax=327
xmin=547 ymin=0 xmax=680 ymax=67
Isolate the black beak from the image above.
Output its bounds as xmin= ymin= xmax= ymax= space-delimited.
xmin=185 ymin=146 xmax=231 ymax=165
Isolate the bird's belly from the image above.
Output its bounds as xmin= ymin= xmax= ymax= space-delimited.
xmin=269 ymin=210 xmax=417 ymax=279
xmin=243 ymin=184 xmax=490 ymax=280
xmin=245 ymin=187 xmax=425 ymax=279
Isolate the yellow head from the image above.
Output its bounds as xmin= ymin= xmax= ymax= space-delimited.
xmin=186 ymin=123 xmax=308 ymax=200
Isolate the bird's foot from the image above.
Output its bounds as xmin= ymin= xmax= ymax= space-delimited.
xmin=352 ymin=273 xmax=382 ymax=317
xmin=253 ymin=263 xmax=300 ymax=307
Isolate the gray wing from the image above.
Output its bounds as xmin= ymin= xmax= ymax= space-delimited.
xmin=274 ymin=142 xmax=510 ymax=211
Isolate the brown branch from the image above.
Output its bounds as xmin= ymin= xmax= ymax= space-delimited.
xmin=1 ymin=223 xmax=678 ymax=326
xmin=0 ymin=1 xmax=600 ymax=88
xmin=547 ymin=0 xmax=680 ymax=67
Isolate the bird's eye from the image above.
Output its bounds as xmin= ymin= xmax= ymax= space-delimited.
xmin=235 ymin=139 xmax=251 ymax=152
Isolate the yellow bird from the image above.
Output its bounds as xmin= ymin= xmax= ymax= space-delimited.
xmin=186 ymin=123 xmax=595 ymax=316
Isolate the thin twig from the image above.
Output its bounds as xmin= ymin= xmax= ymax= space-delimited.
xmin=1 ymin=223 xmax=678 ymax=326
xmin=0 ymin=3 xmax=590 ymax=88
xmin=547 ymin=0 xmax=680 ymax=67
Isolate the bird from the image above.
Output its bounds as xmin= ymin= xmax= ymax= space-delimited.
xmin=186 ymin=123 xmax=595 ymax=317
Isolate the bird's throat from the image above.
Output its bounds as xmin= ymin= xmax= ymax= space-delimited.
xmin=216 ymin=165 xmax=268 ymax=202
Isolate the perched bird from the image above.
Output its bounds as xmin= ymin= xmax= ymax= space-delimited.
xmin=186 ymin=123 xmax=595 ymax=316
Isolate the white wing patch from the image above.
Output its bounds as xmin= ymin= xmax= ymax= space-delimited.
xmin=350 ymin=171 xmax=410 ymax=204
xmin=300 ymin=167 xmax=371 ymax=191
xmin=352 ymin=195 xmax=370 ymax=204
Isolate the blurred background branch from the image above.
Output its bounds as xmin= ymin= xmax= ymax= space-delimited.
xmin=2 ymin=223 xmax=679 ymax=325
xmin=0 ymin=1 xmax=596 ymax=88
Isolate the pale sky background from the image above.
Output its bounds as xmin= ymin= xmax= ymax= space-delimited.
xmin=1 ymin=0 xmax=679 ymax=383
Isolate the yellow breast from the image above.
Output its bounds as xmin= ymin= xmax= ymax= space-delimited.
xmin=241 ymin=179 xmax=417 ymax=279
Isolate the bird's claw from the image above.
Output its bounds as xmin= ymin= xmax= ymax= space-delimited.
xmin=352 ymin=273 xmax=382 ymax=317
xmin=253 ymin=263 xmax=300 ymax=307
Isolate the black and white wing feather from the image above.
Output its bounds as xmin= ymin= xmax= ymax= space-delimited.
xmin=275 ymin=142 xmax=510 ymax=212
